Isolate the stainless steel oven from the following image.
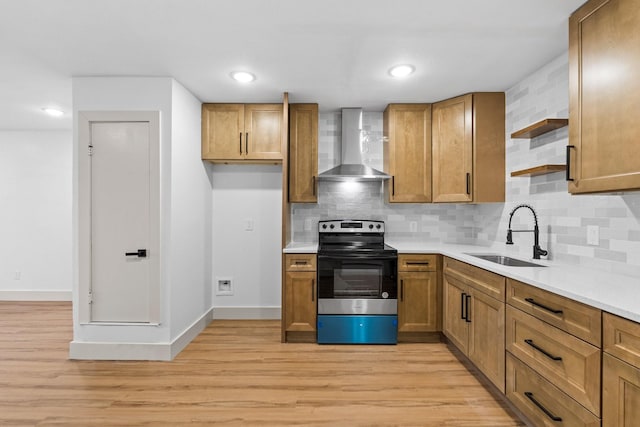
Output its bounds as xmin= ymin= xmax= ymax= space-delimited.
xmin=316 ymin=220 xmax=398 ymax=344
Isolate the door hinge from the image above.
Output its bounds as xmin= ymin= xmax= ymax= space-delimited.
xmin=88 ymin=145 xmax=94 ymax=156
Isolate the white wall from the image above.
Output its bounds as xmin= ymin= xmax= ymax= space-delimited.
xmin=169 ymin=80 xmax=213 ymax=339
xmin=0 ymin=130 xmax=72 ymax=300
xmin=211 ymin=165 xmax=282 ymax=318
xmin=72 ymin=77 xmax=174 ymax=345
xmin=71 ymin=76 xmax=215 ymax=358
xmin=476 ymin=53 xmax=640 ymax=277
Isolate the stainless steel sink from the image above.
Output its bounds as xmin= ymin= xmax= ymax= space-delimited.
xmin=465 ymin=253 xmax=545 ymax=267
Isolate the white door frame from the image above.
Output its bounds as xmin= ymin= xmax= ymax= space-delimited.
xmin=78 ymin=111 xmax=161 ymax=324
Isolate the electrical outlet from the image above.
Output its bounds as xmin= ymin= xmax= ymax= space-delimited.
xmin=245 ymin=218 xmax=254 ymax=231
xmin=409 ymin=221 xmax=418 ymax=232
xmin=14 ymin=271 xmax=21 ymax=280
xmin=587 ymin=225 xmax=599 ymax=246
xmin=216 ymin=278 xmax=233 ymax=296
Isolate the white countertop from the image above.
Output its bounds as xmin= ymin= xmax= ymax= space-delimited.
xmin=284 ymin=240 xmax=640 ymax=324
xmin=283 ymin=242 xmax=318 ymax=253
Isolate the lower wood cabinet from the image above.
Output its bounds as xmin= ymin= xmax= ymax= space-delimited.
xmin=283 ymin=254 xmax=316 ymax=342
xmin=506 ymin=305 xmax=601 ymax=415
xmin=603 ymin=312 xmax=640 ymax=427
xmin=443 ymin=257 xmax=506 ymax=392
xmin=505 ymin=279 xmax=602 ymax=426
xmin=397 ymin=254 xmax=441 ymax=341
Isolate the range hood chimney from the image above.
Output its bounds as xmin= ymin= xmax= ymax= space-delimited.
xmin=317 ymin=108 xmax=391 ymax=181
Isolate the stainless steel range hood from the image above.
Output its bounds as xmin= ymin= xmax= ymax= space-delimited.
xmin=317 ymin=108 xmax=391 ymax=181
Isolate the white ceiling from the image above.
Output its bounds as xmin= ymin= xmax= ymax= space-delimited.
xmin=0 ymin=0 xmax=585 ymax=131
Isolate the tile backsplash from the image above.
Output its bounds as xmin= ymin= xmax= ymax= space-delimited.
xmin=291 ymin=53 xmax=640 ymax=277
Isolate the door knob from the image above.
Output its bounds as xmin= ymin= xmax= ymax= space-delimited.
xmin=125 ymin=249 xmax=147 ymax=258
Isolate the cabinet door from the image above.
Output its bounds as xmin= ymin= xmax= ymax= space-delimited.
xmin=245 ymin=104 xmax=283 ymax=160
xmin=603 ymin=353 xmax=640 ymax=427
xmin=443 ymin=274 xmax=468 ymax=354
xmin=284 ymin=271 xmax=316 ymax=332
xmin=468 ymin=289 xmax=505 ymax=392
xmin=398 ymin=271 xmax=440 ymax=333
xmin=288 ymin=104 xmax=318 ymax=203
xmin=432 ymin=94 xmax=473 ymax=202
xmin=569 ymin=0 xmax=640 ymax=193
xmin=202 ymin=104 xmax=245 ymax=160
xmin=383 ymin=104 xmax=432 ymax=202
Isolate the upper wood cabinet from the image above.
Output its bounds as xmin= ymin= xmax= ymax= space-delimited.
xmin=288 ymin=104 xmax=318 ymax=203
xmin=383 ymin=104 xmax=432 ymax=203
xmin=432 ymin=93 xmax=505 ymax=203
xmin=568 ymin=0 xmax=640 ymax=193
xmin=202 ymin=103 xmax=283 ymax=162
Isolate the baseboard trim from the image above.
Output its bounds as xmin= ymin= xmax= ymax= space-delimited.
xmin=212 ymin=306 xmax=281 ymax=320
xmin=69 ymin=308 xmax=214 ymax=361
xmin=170 ymin=307 xmax=214 ymax=359
xmin=0 ymin=290 xmax=72 ymax=301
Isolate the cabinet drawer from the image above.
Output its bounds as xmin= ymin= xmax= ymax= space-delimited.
xmin=507 ymin=354 xmax=600 ymax=427
xmin=285 ymin=254 xmax=317 ymax=271
xmin=444 ymin=257 xmax=505 ymax=301
xmin=506 ymin=306 xmax=601 ymax=415
xmin=398 ymin=254 xmax=437 ymax=272
xmin=604 ymin=312 xmax=640 ymax=367
xmin=507 ymin=279 xmax=601 ymax=346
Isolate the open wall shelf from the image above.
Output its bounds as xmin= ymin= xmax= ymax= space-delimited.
xmin=511 ymin=164 xmax=567 ymax=177
xmin=511 ymin=118 xmax=569 ymax=139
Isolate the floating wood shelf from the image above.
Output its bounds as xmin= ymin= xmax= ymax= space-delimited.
xmin=511 ymin=164 xmax=567 ymax=177
xmin=511 ymin=118 xmax=569 ymax=139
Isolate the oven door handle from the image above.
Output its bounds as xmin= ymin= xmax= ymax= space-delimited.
xmin=318 ymin=254 xmax=398 ymax=261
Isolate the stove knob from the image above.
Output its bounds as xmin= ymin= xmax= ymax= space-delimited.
xmin=329 ymin=224 xmax=335 ymax=229
xmin=376 ymin=224 xmax=382 ymax=229
xmin=322 ymin=224 xmax=327 ymax=229
xmin=369 ymin=224 xmax=374 ymax=229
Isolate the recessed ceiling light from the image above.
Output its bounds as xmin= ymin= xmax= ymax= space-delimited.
xmin=230 ymin=71 xmax=256 ymax=83
xmin=389 ymin=64 xmax=415 ymax=78
xmin=42 ymin=108 xmax=64 ymax=117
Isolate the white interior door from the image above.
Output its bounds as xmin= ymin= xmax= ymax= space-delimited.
xmin=90 ymin=121 xmax=152 ymax=322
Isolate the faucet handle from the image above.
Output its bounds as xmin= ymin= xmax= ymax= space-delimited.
xmin=506 ymin=229 xmax=514 ymax=245
xmin=533 ymin=245 xmax=548 ymax=259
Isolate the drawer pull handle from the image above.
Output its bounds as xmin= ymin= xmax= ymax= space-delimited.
xmin=461 ymin=293 xmax=467 ymax=320
xmin=294 ymin=260 xmax=308 ymax=265
xmin=524 ymin=339 xmax=563 ymax=361
xmin=525 ymin=298 xmax=563 ymax=315
xmin=524 ymin=392 xmax=563 ymax=422
xmin=406 ymin=261 xmax=429 ymax=265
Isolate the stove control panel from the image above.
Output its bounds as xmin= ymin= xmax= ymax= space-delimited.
xmin=319 ymin=220 xmax=384 ymax=233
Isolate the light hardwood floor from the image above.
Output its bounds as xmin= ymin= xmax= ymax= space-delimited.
xmin=0 ymin=302 xmax=524 ymax=426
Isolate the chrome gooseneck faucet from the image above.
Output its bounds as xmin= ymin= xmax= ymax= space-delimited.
xmin=506 ymin=204 xmax=548 ymax=260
